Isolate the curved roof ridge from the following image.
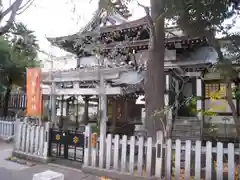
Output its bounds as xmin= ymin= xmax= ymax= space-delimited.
xmin=80 ymin=8 xmax=104 ymax=33
xmin=47 ymin=7 xmax=129 ymax=42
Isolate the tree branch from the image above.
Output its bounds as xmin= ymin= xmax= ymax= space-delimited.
xmin=165 ymin=29 xmax=179 ymax=38
xmin=137 ymin=2 xmax=156 ymax=46
xmin=17 ymin=0 xmax=35 ymax=15
xmin=1 ymin=0 xmax=22 ymax=17
xmin=0 ymin=0 xmax=23 ymax=35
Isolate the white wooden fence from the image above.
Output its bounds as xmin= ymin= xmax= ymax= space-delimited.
xmin=83 ymin=126 xmax=240 ymax=180
xmin=13 ymin=119 xmax=50 ymax=161
xmin=0 ymin=117 xmax=15 ymax=140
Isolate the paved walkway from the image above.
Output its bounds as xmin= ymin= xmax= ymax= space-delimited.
xmin=0 ymin=141 xmax=100 ymax=180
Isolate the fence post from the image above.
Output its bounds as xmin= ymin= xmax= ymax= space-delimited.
xmin=34 ymin=126 xmax=40 ymax=153
xmin=166 ymin=139 xmax=172 ymax=180
xmin=10 ymin=121 xmax=14 ymax=137
xmin=8 ymin=121 xmax=12 ymax=137
xmin=175 ymin=139 xmax=181 ymax=179
xmin=21 ymin=123 xmax=27 ymax=152
xmin=39 ymin=126 xmax=45 ymax=155
xmin=195 ymin=141 xmax=202 ymax=180
xmin=137 ymin=136 xmax=144 ymax=176
xmin=155 ymin=131 xmax=163 ymax=178
xmin=205 ymin=141 xmax=212 ymax=180
xmin=30 ymin=125 xmax=36 ymax=154
xmin=146 ymin=137 xmax=153 ymax=177
xmin=129 ymin=135 xmax=136 ymax=174
xmin=84 ymin=125 xmax=92 ymax=166
xmin=106 ymin=134 xmax=112 ymax=170
xmin=43 ymin=122 xmax=51 ymax=158
xmin=25 ymin=125 xmax=31 ymax=153
xmin=121 ymin=135 xmax=127 ymax=172
xmin=14 ymin=119 xmax=21 ymax=141
xmin=91 ymin=133 xmax=97 ymax=167
xmin=184 ymin=140 xmax=191 ymax=179
xmin=228 ymin=143 xmax=235 ymax=179
xmin=216 ymin=142 xmax=223 ymax=180
xmin=113 ymin=134 xmax=120 ymax=171
xmin=14 ymin=119 xmax=22 ymax=150
xmin=0 ymin=120 xmax=3 ymax=137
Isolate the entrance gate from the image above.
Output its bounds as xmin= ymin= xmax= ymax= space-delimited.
xmin=48 ymin=128 xmax=85 ymax=163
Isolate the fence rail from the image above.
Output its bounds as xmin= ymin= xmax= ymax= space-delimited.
xmin=0 ymin=117 xmax=15 ymax=141
xmin=84 ymin=126 xmax=240 ymax=180
xmin=14 ymin=120 xmax=50 ymax=160
xmin=0 ymin=94 xmax=26 ymax=109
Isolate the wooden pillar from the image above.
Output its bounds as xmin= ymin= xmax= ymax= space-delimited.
xmin=196 ymin=78 xmax=203 ymax=120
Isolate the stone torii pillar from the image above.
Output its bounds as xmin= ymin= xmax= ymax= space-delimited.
xmin=83 ymin=96 xmax=90 ymax=125
xmin=51 ymin=82 xmax=57 ymax=127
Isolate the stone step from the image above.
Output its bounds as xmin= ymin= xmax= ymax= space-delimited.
xmin=176 ymin=116 xmax=198 ymax=120
xmin=172 ymin=130 xmax=201 ymax=136
xmin=173 ymin=124 xmax=201 ymax=130
xmin=172 ymin=136 xmax=201 ymax=142
xmin=173 ymin=120 xmax=201 ymax=126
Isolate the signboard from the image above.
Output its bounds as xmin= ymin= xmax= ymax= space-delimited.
xmin=26 ymin=68 xmax=42 ymax=117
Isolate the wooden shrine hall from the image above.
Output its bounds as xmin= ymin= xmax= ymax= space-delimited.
xmin=40 ymin=0 xmax=237 ymax=141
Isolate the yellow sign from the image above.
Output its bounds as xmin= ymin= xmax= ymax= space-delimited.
xmin=73 ymin=136 xmax=79 ymax=144
xmin=208 ymin=87 xmax=227 ymax=113
xmin=56 ymin=134 xmax=60 ymax=141
xmin=91 ymin=133 xmax=97 ymax=148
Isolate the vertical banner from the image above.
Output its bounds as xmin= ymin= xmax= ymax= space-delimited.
xmin=26 ymin=68 xmax=42 ymax=117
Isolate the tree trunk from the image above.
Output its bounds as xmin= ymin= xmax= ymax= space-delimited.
xmin=144 ymin=0 xmax=165 ymax=141
xmin=3 ymin=84 xmax=12 ymax=117
xmin=226 ymin=81 xmax=240 ymax=135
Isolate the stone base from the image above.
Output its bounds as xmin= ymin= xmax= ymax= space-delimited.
xmin=0 ymin=136 xmax=13 ymax=143
xmin=82 ymin=166 xmax=158 ymax=180
xmin=33 ymin=170 xmax=64 ymax=180
xmin=12 ymin=150 xmax=51 ymax=164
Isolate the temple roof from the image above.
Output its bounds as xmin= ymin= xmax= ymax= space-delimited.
xmin=47 ymin=17 xmax=185 ymax=44
xmin=47 ymin=1 xmax=132 ymax=46
xmin=47 ymin=16 xmax=208 ymax=56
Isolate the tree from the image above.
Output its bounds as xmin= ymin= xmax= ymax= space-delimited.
xmin=164 ymin=0 xmax=240 ymax=137
xmin=144 ymin=0 xmax=165 ymax=140
xmin=96 ymin=0 xmax=240 ymax=138
xmin=0 ymin=22 xmax=39 ymax=116
xmin=9 ymin=22 xmax=39 ymax=60
xmin=0 ymin=0 xmax=35 ymax=35
xmin=98 ymin=0 xmax=166 ymax=140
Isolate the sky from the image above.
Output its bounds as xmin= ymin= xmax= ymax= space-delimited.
xmin=9 ymin=0 xmax=147 ymax=65
xmin=2 ymin=0 xmax=148 ymax=70
xmin=2 ymin=0 xmax=240 ymax=70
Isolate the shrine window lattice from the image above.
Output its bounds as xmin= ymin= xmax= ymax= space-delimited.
xmin=204 ymin=83 xmax=226 ymax=98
